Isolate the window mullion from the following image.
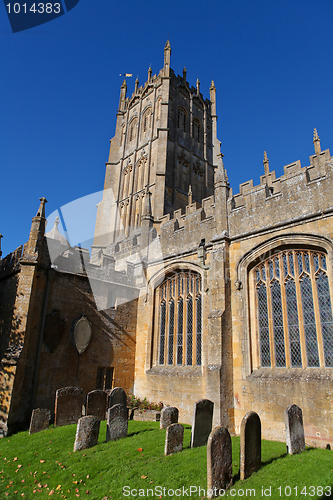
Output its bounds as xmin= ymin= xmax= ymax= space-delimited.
xmin=174 ymin=279 xmax=179 ymax=365
xmin=310 ymin=256 xmax=325 ymax=366
xmin=154 ymin=289 xmax=160 ymax=366
xmin=164 ymin=284 xmax=170 ymax=365
xmin=182 ymin=292 xmax=186 ymax=366
xmin=280 ymin=255 xmax=291 ymax=367
xmin=252 ymin=271 xmax=260 ymax=370
xmin=266 ymin=262 xmax=276 ymax=367
xmin=193 ymin=293 xmax=197 ymax=365
xmin=294 ymin=252 xmax=308 ymax=368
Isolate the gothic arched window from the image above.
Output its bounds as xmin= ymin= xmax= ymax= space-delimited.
xmin=192 ymin=118 xmax=201 ymax=143
xmin=156 ymin=97 xmax=162 ymax=122
xmin=253 ymin=249 xmax=333 ymax=368
xmin=157 ymin=271 xmax=202 ymax=366
xmin=142 ymin=107 xmax=152 ymax=135
xmin=177 ymin=107 xmax=187 ymax=133
xmin=128 ymin=118 xmax=138 ymax=143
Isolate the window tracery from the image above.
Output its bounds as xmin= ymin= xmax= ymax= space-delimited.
xmin=157 ymin=271 xmax=202 ymax=366
xmin=142 ymin=107 xmax=152 ymax=134
xmin=177 ymin=107 xmax=187 ymax=132
xmin=128 ymin=118 xmax=138 ymax=143
xmin=254 ymin=249 xmax=333 ymax=368
xmin=192 ymin=118 xmax=201 ymax=143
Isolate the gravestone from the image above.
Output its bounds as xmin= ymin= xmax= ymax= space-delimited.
xmin=164 ymin=423 xmax=184 ymax=455
xmin=54 ymin=387 xmax=83 ymax=427
xmin=240 ymin=411 xmax=261 ymax=480
xmin=160 ymin=406 xmax=179 ymax=429
xmin=106 ymin=404 xmax=128 ymax=441
xmin=73 ymin=416 xmax=100 ymax=452
xmin=191 ymin=399 xmax=214 ymax=447
xmin=285 ymin=404 xmax=305 ymax=454
xmin=29 ymin=409 xmax=51 ymax=435
xmin=86 ymin=390 xmax=107 ymax=421
xmin=108 ymin=387 xmax=127 ymax=409
xmin=207 ymin=426 xmax=232 ymax=498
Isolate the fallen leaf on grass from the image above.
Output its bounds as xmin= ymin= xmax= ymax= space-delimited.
xmin=137 ymin=448 xmax=143 ymax=452
xmin=40 ymin=460 xmax=45 ymax=463
xmin=13 ymin=457 xmax=18 ymax=461
xmin=56 ymin=485 xmax=61 ymax=491
xmin=141 ymin=476 xmax=147 ymax=479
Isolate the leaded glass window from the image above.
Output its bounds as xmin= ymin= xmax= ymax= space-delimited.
xmin=157 ymin=271 xmax=202 ymax=366
xmin=254 ymin=249 xmax=333 ymax=368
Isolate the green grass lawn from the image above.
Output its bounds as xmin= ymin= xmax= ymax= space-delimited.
xmin=0 ymin=421 xmax=332 ymax=499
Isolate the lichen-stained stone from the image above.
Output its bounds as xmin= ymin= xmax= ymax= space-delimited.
xmin=285 ymin=404 xmax=305 ymax=454
xmin=106 ymin=404 xmax=128 ymax=442
xmin=160 ymin=406 xmax=179 ymax=429
xmin=107 ymin=387 xmax=127 ymax=409
xmin=240 ymin=411 xmax=261 ymax=480
xmin=29 ymin=408 xmax=51 ymax=435
xmin=73 ymin=416 xmax=100 ymax=452
xmin=207 ymin=426 xmax=232 ymax=498
xmin=86 ymin=390 xmax=107 ymax=421
xmin=54 ymin=387 xmax=83 ymax=427
xmin=191 ymin=399 xmax=214 ymax=447
xmin=164 ymin=423 xmax=184 ymax=455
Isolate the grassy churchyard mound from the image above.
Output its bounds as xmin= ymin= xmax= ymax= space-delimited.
xmin=0 ymin=421 xmax=332 ymax=499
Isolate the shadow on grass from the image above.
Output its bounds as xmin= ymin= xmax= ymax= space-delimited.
xmin=128 ymin=428 xmax=157 ymax=437
xmin=317 ymin=485 xmax=333 ymax=499
xmin=261 ymin=451 xmax=288 ymax=467
xmin=230 ymin=451 xmax=289 ymax=485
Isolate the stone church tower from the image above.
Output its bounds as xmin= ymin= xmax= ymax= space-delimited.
xmin=93 ymin=41 xmax=220 ymax=250
xmin=2 ymin=41 xmax=333 ymax=447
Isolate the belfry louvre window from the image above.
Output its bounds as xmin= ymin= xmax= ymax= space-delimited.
xmin=254 ymin=250 xmax=333 ymax=368
xmin=157 ymin=271 xmax=202 ymax=366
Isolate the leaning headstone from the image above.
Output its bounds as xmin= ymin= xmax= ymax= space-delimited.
xmin=54 ymin=387 xmax=83 ymax=427
xmin=191 ymin=399 xmax=214 ymax=447
xmin=107 ymin=387 xmax=127 ymax=409
xmin=73 ymin=416 xmax=100 ymax=452
xmin=106 ymin=404 xmax=128 ymax=442
xmin=240 ymin=411 xmax=261 ymax=480
xmin=29 ymin=409 xmax=51 ymax=435
xmin=86 ymin=390 xmax=107 ymax=421
xmin=160 ymin=406 xmax=179 ymax=429
xmin=207 ymin=426 xmax=232 ymax=498
xmin=285 ymin=404 xmax=305 ymax=454
xmin=164 ymin=423 xmax=184 ymax=455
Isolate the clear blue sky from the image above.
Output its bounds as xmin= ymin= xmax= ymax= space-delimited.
xmin=1 ymin=0 xmax=333 ymax=257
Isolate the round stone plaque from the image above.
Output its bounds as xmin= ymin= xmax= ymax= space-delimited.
xmin=73 ymin=316 xmax=92 ymax=354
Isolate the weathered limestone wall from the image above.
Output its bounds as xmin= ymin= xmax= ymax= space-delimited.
xmin=133 ymin=243 xmax=234 ymax=429
xmin=34 ymin=271 xmax=137 ymax=419
xmin=230 ymin=211 xmax=333 ymax=446
xmin=228 ymin=151 xmax=333 ymax=238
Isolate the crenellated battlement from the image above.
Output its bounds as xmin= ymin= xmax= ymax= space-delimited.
xmin=228 ymin=143 xmax=333 ymax=237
